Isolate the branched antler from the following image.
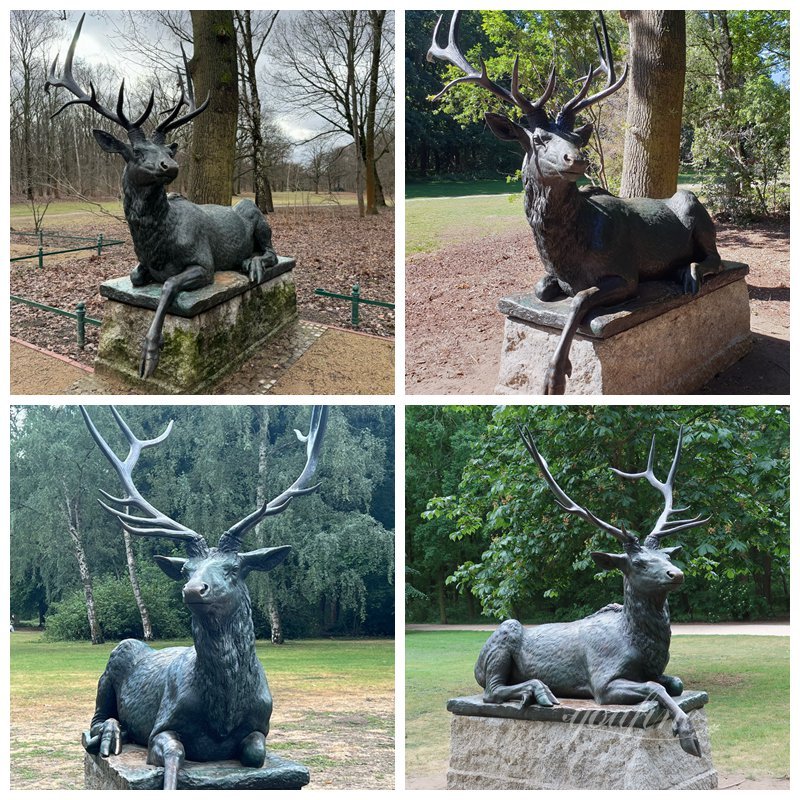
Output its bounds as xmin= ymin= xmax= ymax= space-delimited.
xmin=217 ymin=406 xmax=330 ymax=553
xmin=611 ymin=426 xmax=710 ymax=548
xmin=152 ymin=44 xmax=210 ymax=143
xmin=80 ymin=406 xmax=209 ymax=557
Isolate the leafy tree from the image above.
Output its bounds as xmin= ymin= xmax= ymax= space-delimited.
xmin=419 ymin=406 xmax=788 ymax=622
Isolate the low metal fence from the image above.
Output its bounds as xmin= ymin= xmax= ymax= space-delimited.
xmin=314 ymin=283 xmax=394 ymax=327
xmin=10 ymin=231 xmax=124 ymax=268
xmin=10 ymin=295 xmax=101 ymax=349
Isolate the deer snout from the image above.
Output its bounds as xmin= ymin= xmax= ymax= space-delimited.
xmin=563 ymin=152 xmax=588 ymax=170
xmin=183 ymin=581 xmax=210 ymax=603
xmin=666 ymin=568 xmax=684 ymax=585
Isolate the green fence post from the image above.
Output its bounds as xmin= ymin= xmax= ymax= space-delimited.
xmin=38 ymin=229 xmax=43 ymax=248
xmin=76 ymin=301 xmax=86 ymax=349
xmin=38 ymin=246 xmax=44 ymax=269
xmin=97 ymin=233 xmax=104 ymax=256
xmin=351 ymin=283 xmax=360 ymax=326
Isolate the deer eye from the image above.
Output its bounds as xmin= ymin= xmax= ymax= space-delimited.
xmin=533 ymin=133 xmax=550 ymax=147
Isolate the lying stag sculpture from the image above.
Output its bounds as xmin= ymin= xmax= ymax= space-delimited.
xmin=475 ymin=426 xmax=707 ymax=756
xmin=47 ymin=15 xmax=278 ymax=379
xmin=80 ymin=405 xmax=328 ymax=789
xmin=428 ymin=12 xmax=722 ymax=394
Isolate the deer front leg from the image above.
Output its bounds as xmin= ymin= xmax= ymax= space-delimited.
xmin=596 ymin=678 xmax=701 ymax=757
xmin=239 ymin=730 xmax=267 ymax=768
xmin=140 ymin=265 xmax=213 ymax=379
xmin=484 ymin=676 xmax=559 ymax=709
xmin=148 ymin=731 xmax=185 ymax=790
xmin=544 ymin=276 xmax=634 ymax=395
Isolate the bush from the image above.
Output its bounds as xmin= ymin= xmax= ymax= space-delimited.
xmin=44 ymin=565 xmax=191 ymax=641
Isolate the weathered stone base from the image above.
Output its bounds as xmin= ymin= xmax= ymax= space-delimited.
xmin=94 ymin=259 xmax=297 ymax=394
xmin=496 ymin=261 xmax=751 ymax=394
xmin=447 ymin=692 xmax=717 ymax=790
xmin=84 ymin=745 xmax=310 ymax=790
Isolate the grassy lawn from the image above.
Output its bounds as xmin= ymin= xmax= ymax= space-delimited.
xmin=405 ymin=631 xmax=789 ymax=782
xmin=11 ymin=631 xmax=394 ymax=790
xmin=406 ymin=178 xmax=522 ymax=199
xmin=10 ymin=192 xmax=361 ymax=231
xmin=406 ymin=193 xmax=529 ymax=254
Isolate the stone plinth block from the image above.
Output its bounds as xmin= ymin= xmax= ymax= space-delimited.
xmin=84 ymin=744 xmax=310 ymax=790
xmin=94 ymin=258 xmax=297 ymax=394
xmin=447 ymin=692 xmax=717 ymax=790
xmin=496 ymin=261 xmax=751 ymax=395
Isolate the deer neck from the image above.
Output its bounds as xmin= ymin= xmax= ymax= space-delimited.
xmin=190 ymin=592 xmax=264 ymax=736
xmin=121 ymin=176 xmax=171 ymax=258
xmin=621 ymin=579 xmax=672 ymax=671
xmin=523 ymin=173 xmax=584 ymax=276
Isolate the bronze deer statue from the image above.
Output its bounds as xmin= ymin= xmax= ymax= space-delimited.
xmin=428 ymin=12 xmax=722 ymax=394
xmin=47 ymin=15 xmax=278 ymax=379
xmin=476 ymin=426 xmax=708 ymax=756
xmin=79 ymin=405 xmax=328 ymax=789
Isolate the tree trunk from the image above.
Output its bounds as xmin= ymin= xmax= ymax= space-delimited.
xmin=619 ymin=11 xmax=686 ymax=199
xmin=437 ymin=571 xmax=448 ymax=624
xmin=63 ymin=490 xmax=103 ymax=645
xmin=123 ymin=526 xmax=153 ymax=641
xmin=269 ymin=599 xmax=284 ymax=644
xmin=188 ymin=11 xmax=239 ymax=205
xmin=364 ymin=12 xmax=385 ymax=215
xmin=345 ymin=12 xmax=365 ymax=217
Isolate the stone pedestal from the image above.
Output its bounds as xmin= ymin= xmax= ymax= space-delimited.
xmin=447 ymin=691 xmax=717 ymax=790
xmin=84 ymin=744 xmax=310 ymax=790
xmin=95 ymin=258 xmax=297 ymax=394
xmin=496 ymin=261 xmax=751 ymax=394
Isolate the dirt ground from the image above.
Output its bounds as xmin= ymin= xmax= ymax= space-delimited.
xmin=10 ymin=204 xmax=394 ymax=369
xmin=10 ymin=325 xmax=394 ymax=396
xmin=405 ymin=219 xmax=789 ymax=394
xmin=404 ymin=759 xmax=789 ymax=790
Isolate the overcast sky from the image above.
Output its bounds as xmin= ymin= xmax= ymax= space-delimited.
xmin=46 ymin=10 xmax=339 ymax=158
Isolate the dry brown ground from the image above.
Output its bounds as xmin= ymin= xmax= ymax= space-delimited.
xmin=406 ymin=219 xmax=789 ymax=394
xmin=11 ymin=671 xmax=393 ymax=791
xmin=10 ymin=204 xmax=395 ymax=368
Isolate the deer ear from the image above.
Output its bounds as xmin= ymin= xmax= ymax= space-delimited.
xmin=661 ymin=545 xmax=683 ymax=559
xmin=484 ymin=112 xmax=532 ymax=153
xmin=240 ymin=545 xmax=293 ymax=575
xmin=573 ymin=122 xmax=594 ymax=147
xmin=153 ymin=555 xmax=187 ymax=581
xmin=93 ymin=129 xmax=133 ymax=161
xmin=591 ymin=551 xmax=628 ymax=573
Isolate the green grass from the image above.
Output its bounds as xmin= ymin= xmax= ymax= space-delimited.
xmin=406 ymin=193 xmax=529 ymax=254
xmin=405 ymin=631 xmax=789 ymax=781
xmin=406 ymin=179 xmax=522 ymax=199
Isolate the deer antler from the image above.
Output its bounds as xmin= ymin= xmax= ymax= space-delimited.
xmin=520 ymin=426 xmax=640 ymax=550
xmin=427 ymin=11 xmax=555 ymax=129
xmin=556 ymin=11 xmax=628 ymax=131
xmin=45 ymin=13 xmax=154 ymax=142
xmin=80 ymin=406 xmax=209 ymax=557
xmin=217 ymin=406 xmax=330 ymax=553
xmin=152 ymin=43 xmax=210 ymax=143
xmin=611 ymin=427 xmax=710 ymax=549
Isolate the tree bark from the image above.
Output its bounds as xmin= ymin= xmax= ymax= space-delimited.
xmin=63 ymin=489 xmax=103 ymax=645
xmin=188 ymin=11 xmax=239 ymax=205
xmin=123 ymin=527 xmax=153 ymax=641
xmin=364 ymin=12 xmax=386 ymax=215
xmin=269 ymin=599 xmax=284 ymax=645
xmin=345 ymin=12 xmax=365 ymax=217
xmin=619 ymin=11 xmax=686 ymax=199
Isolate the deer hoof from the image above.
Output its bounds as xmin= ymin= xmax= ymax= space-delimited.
xmin=89 ymin=719 xmax=122 ymax=757
xmin=678 ymin=265 xmax=700 ymax=295
xmin=673 ymin=718 xmax=702 ymax=757
xmin=139 ymin=340 xmax=162 ymax=379
xmin=543 ymin=368 xmax=567 ymax=395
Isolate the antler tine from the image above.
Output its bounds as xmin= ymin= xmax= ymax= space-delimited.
xmin=611 ymin=427 xmax=710 ymax=548
xmin=218 ymin=406 xmax=330 ymax=552
xmin=427 ymin=11 xmax=550 ymax=125
xmin=520 ymin=426 xmax=638 ymax=549
xmin=80 ymin=406 xmax=209 ymax=557
xmin=153 ymin=44 xmax=210 ymax=142
xmin=45 ymin=13 xmax=143 ymax=135
xmin=557 ymin=11 xmax=628 ymax=131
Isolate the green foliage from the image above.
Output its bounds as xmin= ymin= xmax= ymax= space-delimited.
xmin=685 ymin=11 xmax=789 ymax=220
xmin=408 ymin=406 xmax=788 ymax=622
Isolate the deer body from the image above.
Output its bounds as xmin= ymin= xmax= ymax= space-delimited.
xmin=48 ymin=15 xmax=277 ymax=379
xmin=80 ymin=406 xmax=328 ymax=789
xmin=474 ymin=427 xmax=707 ymax=757
xmin=430 ymin=12 xmax=722 ymax=394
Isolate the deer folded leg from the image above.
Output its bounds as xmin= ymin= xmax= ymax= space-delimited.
xmin=596 ymin=678 xmax=701 ymax=757
xmin=658 ymin=673 xmax=684 ymax=696
xmin=140 ymin=264 xmax=213 ymax=379
xmin=544 ymin=276 xmax=634 ymax=395
xmin=239 ymin=730 xmax=267 ymax=768
xmin=148 ymin=731 xmax=186 ymax=790
xmin=484 ymin=676 xmax=559 ymax=708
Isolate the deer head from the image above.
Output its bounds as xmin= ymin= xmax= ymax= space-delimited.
xmin=520 ymin=425 xmax=708 ymax=599
xmin=45 ymin=14 xmax=209 ymax=189
xmin=80 ymin=406 xmax=328 ymax=621
xmin=428 ymin=11 xmax=627 ymax=186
